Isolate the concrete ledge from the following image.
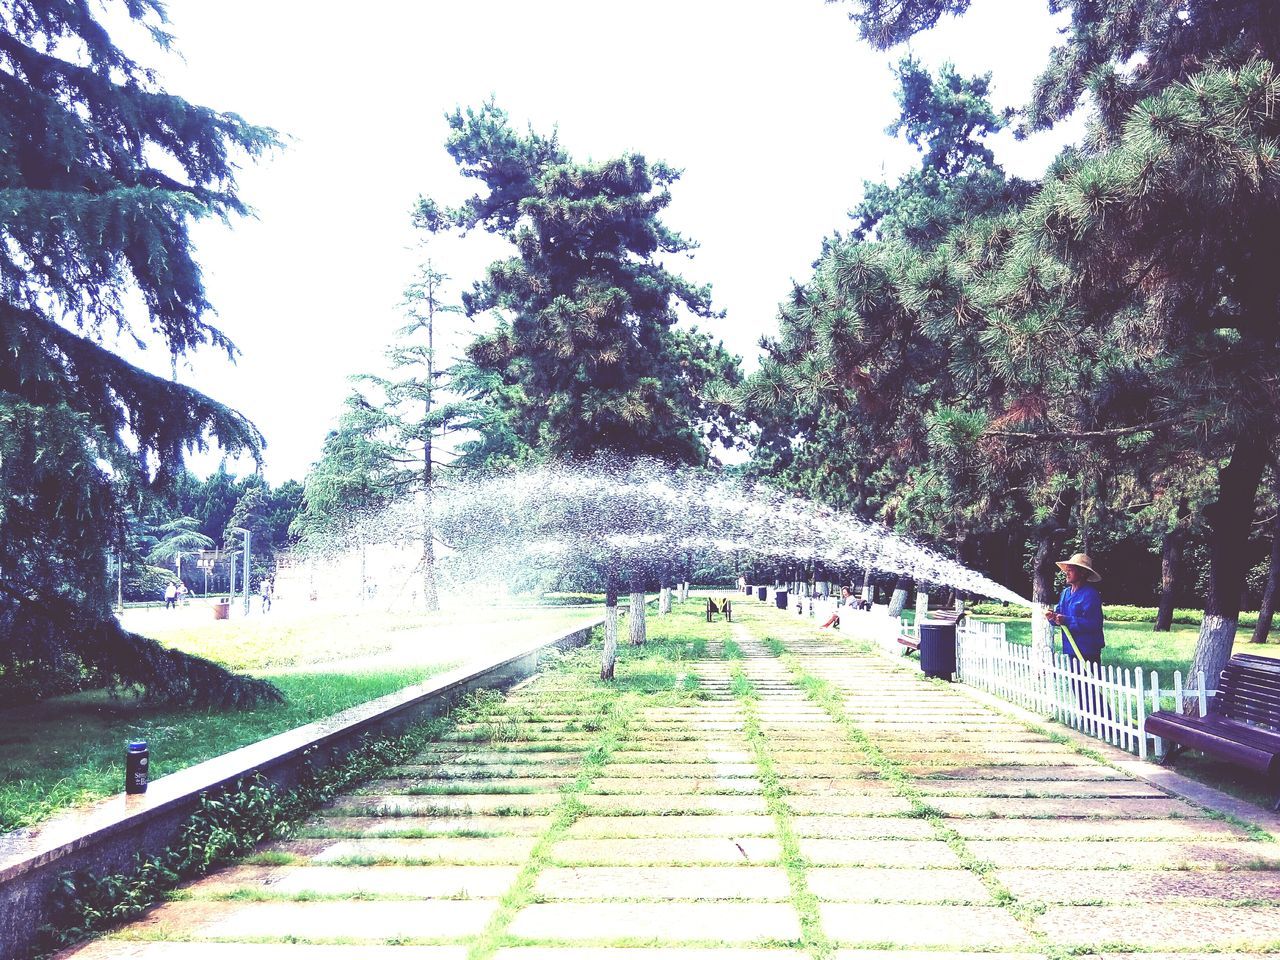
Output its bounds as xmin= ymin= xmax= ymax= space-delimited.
xmin=0 ymin=618 xmax=602 ymax=960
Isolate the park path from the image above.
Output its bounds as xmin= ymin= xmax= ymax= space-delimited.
xmin=59 ymin=600 xmax=1280 ymax=959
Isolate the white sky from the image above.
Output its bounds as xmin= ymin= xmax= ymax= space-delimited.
xmin=135 ymin=0 xmax=1080 ymax=483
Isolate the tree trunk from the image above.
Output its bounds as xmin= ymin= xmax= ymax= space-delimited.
xmin=1251 ymin=514 xmax=1280 ymax=643
xmin=659 ymin=585 xmax=672 ymax=615
xmin=888 ymin=577 xmax=911 ymax=618
xmin=1153 ymin=525 xmax=1185 ymax=632
xmin=420 ymin=477 xmax=440 ymax=613
xmin=420 ymin=322 xmax=440 ymax=611
xmin=1189 ymin=441 xmax=1267 ymax=704
xmin=629 ymin=587 xmax=646 ymax=645
xmin=601 ymin=580 xmax=618 ymax=680
xmin=1031 ymin=491 xmax=1075 ymax=662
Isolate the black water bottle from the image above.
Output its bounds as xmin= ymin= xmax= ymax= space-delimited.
xmin=125 ymin=740 xmax=149 ymax=794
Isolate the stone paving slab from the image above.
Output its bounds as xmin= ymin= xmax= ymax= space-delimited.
xmin=951 ymin=817 xmax=1250 ymax=841
xmin=970 ymin=839 xmax=1280 ymax=870
xmin=550 ymin=837 xmax=781 ymax=865
xmin=271 ymin=836 xmax=536 ymax=864
xmin=363 ymin=777 xmax=574 ymax=793
xmin=1036 ymin=904 xmax=1280 ymax=947
xmin=305 ymin=814 xmax=553 ymax=836
xmin=507 ymin=902 xmax=802 ymax=943
xmin=806 ymin=867 xmax=991 ymax=902
xmin=391 ymin=763 xmax=574 ymax=778
xmin=819 ymin=903 xmax=1034 ymax=947
xmin=780 ymin=778 xmax=896 ymax=796
xmin=908 ymin=765 xmax=1125 ymax=781
xmin=926 ymin=795 xmax=1206 ymax=818
xmin=790 ymin=816 xmax=933 ymax=839
xmin=609 ymin=751 xmax=753 ymax=764
xmin=334 ymin=793 xmax=562 ymax=814
xmin=913 ymin=779 xmax=1166 ymax=798
xmin=184 ymin=863 xmax=517 ymax=898
xmin=567 ymin=815 xmax=777 ymax=838
xmin=798 ymin=838 xmax=961 ymax=867
xmin=601 ymin=764 xmax=760 ymax=778
xmin=1001 ymin=868 xmax=1280 ymax=903
xmin=123 ymin=899 xmax=497 ymax=941
xmin=588 ymin=777 xmax=763 ymax=794
xmin=784 ymin=795 xmax=915 ymax=815
xmin=535 ymin=866 xmax=792 ymax=899
xmin=413 ymin=749 xmax=584 ymax=764
xmin=582 ymin=794 xmax=768 ymax=814
xmin=772 ymin=763 xmax=881 ymax=778
xmin=62 ymin=945 xmax=468 ymax=959
xmin=767 ymin=752 xmax=885 ymax=765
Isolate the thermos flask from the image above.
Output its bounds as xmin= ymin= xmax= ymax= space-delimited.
xmin=125 ymin=740 xmax=149 ymax=794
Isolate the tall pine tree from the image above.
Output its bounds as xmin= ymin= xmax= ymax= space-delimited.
xmin=1 ymin=1 xmax=280 ymax=703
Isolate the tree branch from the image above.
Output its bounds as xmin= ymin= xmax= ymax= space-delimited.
xmin=985 ymin=416 xmax=1184 ymax=441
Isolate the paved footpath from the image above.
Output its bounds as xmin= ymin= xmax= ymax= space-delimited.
xmin=59 ymin=601 xmax=1280 ymax=959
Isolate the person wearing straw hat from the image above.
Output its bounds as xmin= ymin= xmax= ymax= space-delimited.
xmin=1044 ymin=552 xmax=1105 ymax=665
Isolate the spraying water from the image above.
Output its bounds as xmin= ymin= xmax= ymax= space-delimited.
xmin=382 ymin=457 xmax=1029 ymax=606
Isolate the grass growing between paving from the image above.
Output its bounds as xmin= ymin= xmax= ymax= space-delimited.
xmin=1 ymin=605 xmax=601 ymax=833
xmin=753 ymin=625 xmax=1072 ymax=958
xmin=724 ymin=638 xmax=833 ymax=960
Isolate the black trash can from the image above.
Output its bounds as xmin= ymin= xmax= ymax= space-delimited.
xmin=918 ymin=621 xmax=957 ymax=680
xmin=757 ymin=586 xmax=767 ymax=601
xmin=775 ymin=589 xmax=788 ymax=610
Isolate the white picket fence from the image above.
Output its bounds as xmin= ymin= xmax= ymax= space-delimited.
xmin=750 ymin=583 xmax=1215 ymax=761
xmin=954 ymin=626 xmax=1213 ymax=760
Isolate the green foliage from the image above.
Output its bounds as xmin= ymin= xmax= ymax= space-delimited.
xmin=0 ymin=1 xmax=281 ymax=704
xmin=39 ymin=722 xmax=447 ymax=952
xmin=423 ymin=101 xmax=743 ymax=466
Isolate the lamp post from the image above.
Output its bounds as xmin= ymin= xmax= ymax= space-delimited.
xmin=227 ymin=527 xmax=251 ymax=616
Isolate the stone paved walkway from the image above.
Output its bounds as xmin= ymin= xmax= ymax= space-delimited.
xmin=59 ymin=601 xmax=1280 ymax=959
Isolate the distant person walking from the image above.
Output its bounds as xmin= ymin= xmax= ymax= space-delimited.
xmin=1044 ymin=553 xmax=1105 ymax=664
xmin=260 ymin=576 xmax=273 ymax=613
xmin=163 ymin=582 xmax=178 ymax=610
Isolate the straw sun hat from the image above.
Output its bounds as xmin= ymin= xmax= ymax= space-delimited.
xmin=1056 ymin=552 xmax=1101 ymax=583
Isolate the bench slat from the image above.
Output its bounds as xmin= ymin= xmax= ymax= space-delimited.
xmin=1146 ymin=713 xmax=1280 ymax=775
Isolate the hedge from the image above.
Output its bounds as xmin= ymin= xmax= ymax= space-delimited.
xmin=968 ymin=601 xmax=1261 ymax=629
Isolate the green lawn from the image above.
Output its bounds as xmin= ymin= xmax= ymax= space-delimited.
xmin=0 ymin=602 xmax=602 ymax=833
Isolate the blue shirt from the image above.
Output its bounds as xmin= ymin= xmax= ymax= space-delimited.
xmin=1056 ymin=582 xmax=1105 ymax=659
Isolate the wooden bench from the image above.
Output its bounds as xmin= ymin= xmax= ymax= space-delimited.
xmin=706 ymin=597 xmax=733 ymax=623
xmin=899 ymin=608 xmax=964 ymax=652
xmin=1145 ymin=654 xmax=1280 ymax=810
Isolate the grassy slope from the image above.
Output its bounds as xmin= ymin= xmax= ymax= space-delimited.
xmin=0 ymin=604 xmax=599 ymax=833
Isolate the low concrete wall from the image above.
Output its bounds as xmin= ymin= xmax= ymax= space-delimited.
xmin=0 ymin=618 xmax=601 ymax=960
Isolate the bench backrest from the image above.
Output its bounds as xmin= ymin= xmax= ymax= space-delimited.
xmin=923 ymin=609 xmax=964 ymax=624
xmin=1212 ymin=654 xmax=1280 ymax=730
